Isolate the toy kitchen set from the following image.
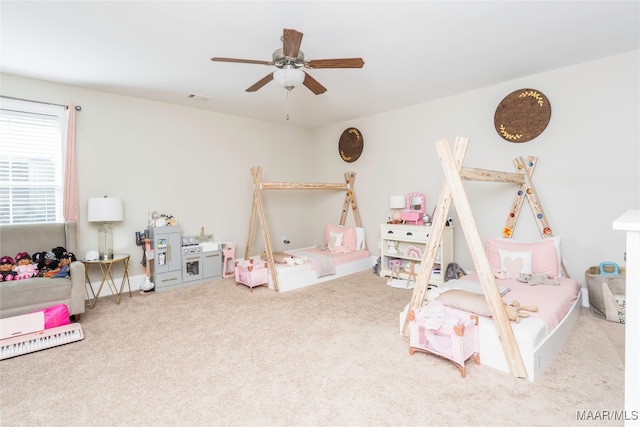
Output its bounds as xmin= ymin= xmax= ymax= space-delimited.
xmin=144 ymin=215 xmax=224 ymax=292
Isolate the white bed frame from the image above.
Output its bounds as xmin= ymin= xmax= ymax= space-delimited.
xmin=399 ymin=287 xmax=581 ymax=381
xmin=478 ymin=288 xmax=582 ymax=381
xmin=265 ymin=255 xmax=374 ymax=293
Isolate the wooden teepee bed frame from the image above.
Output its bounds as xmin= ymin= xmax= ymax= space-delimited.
xmin=245 ymin=166 xmax=365 ymax=291
xmin=402 ymin=137 xmax=572 ymax=379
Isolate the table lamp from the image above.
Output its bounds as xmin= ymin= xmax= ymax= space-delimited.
xmin=88 ymin=196 xmax=124 ymax=260
xmin=390 ymin=195 xmax=405 ymax=222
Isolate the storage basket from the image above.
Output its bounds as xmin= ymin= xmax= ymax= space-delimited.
xmin=585 ymin=262 xmax=626 ymax=323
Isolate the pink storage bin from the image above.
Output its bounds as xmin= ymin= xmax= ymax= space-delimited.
xmin=408 ymin=305 xmax=480 ymax=377
xmin=31 ymin=304 xmax=70 ymax=329
xmin=234 ymin=259 xmax=269 ymax=291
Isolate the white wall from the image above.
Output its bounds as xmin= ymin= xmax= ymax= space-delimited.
xmin=2 ymin=50 xmax=638 ymax=288
xmin=311 ymin=51 xmax=639 ymax=283
xmin=1 ymin=74 xmax=316 ymax=280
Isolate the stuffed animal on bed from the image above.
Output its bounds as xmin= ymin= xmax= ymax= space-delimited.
xmin=504 ymin=300 xmax=539 ymax=323
xmin=260 ymin=251 xmax=304 ymax=265
xmin=425 ymin=285 xmax=445 ymax=302
xmin=517 ymin=273 xmax=559 ymax=286
xmin=445 ymin=263 xmax=466 ymax=281
xmin=493 ymin=269 xmax=508 ymax=280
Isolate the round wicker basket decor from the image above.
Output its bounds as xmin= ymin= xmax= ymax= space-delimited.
xmin=494 ymin=89 xmax=551 ymax=143
xmin=338 ymin=127 xmax=363 ymax=163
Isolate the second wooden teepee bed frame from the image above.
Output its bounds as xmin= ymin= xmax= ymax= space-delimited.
xmin=245 ymin=166 xmax=366 ymax=292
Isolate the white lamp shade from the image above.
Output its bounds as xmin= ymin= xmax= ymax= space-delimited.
xmin=273 ymin=67 xmax=305 ymax=89
xmin=390 ymin=195 xmax=405 ymax=209
xmin=87 ymin=197 xmax=124 ymax=222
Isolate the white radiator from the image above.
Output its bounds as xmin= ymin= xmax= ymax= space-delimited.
xmin=1 ymin=323 xmax=84 ymax=360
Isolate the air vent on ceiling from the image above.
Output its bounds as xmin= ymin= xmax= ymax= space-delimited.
xmin=187 ymin=94 xmax=212 ymax=102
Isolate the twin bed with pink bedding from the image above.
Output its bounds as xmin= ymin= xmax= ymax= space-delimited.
xmin=427 ymin=237 xmax=583 ymax=381
xmin=436 ymin=273 xmax=582 ymax=381
xmin=258 ymin=223 xmax=372 ymax=292
xmin=266 ymin=246 xmax=371 ymax=292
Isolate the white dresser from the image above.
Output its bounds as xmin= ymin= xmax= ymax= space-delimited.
xmin=379 ymin=223 xmax=453 ymax=285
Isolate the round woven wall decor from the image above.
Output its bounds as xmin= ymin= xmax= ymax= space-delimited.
xmin=338 ymin=127 xmax=363 ymax=163
xmin=494 ymin=89 xmax=551 ymax=143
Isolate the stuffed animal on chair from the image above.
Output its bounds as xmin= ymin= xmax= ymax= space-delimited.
xmin=0 ymin=256 xmax=16 ymax=281
xmin=517 ymin=273 xmax=559 ymax=286
xmin=44 ymin=252 xmax=75 ymax=278
xmin=13 ymin=252 xmax=38 ymax=280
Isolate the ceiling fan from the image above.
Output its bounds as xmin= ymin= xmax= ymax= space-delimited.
xmin=211 ymin=28 xmax=365 ymax=95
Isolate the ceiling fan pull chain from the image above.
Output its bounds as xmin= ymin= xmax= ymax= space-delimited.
xmin=285 ymin=88 xmax=291 ymax=121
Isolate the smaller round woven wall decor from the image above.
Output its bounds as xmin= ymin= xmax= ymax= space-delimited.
xmin=338 ymin=127 xmax=363 ymax=163
xmin=494 ymin=89 xmax=551 ymax=143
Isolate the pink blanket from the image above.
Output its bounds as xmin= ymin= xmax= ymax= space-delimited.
xmin=452 ymin=272 xmax=581 ymax=332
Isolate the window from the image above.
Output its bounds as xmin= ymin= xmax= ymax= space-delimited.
xmin=0 ymin=97 xmax=66 ymax=224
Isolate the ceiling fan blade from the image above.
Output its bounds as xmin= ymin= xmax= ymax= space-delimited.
xmin=211 ymin=57 xmax=272 ymax=66
xmin=307 ymin=58 xmax=365 ymax=69
xmin=283 ymin=28 xmax=303 ymax=58
xmin=302 ymin=72 xmax=327 ymax=95
xmin=246 ymin=73 xmax=274 ymax=92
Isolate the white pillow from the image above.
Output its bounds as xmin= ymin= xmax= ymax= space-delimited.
xmin=354 ymin=227 xmax=365 ymax=250
xmin=551 ymin=236 xmax=563 ymax=277
xmin=498 ymin=249 xmax=532 ymax=279
xmin=328 ymin=231 xmax=343 ymax=247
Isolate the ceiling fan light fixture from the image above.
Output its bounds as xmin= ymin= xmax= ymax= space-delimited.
xmin=273 ymin=67 xmax=305 ymax=90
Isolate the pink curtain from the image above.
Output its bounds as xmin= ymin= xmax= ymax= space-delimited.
xmin=63 ymin=103 xmax=79 ymax=224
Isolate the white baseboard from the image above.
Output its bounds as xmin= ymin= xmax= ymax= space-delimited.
xmin=84 ymin=274 xmax=147 ymax=299
xmin=581 ymin=287 xmax=590 ymax=307
xmin=95 ymin=273 xmax=594 ymax=310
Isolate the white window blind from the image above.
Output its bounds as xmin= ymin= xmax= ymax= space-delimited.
xmin=0 ymin=97 xmax=66 ymax=224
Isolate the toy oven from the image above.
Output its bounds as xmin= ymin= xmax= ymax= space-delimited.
xmin=181 ymin=236 xmax=203 ymax=284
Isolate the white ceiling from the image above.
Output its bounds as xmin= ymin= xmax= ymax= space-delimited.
xmin=1 ymin=1 xmax=638 ymax=129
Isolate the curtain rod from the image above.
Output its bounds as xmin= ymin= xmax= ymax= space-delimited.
xmin=0 ymin=95 xmax=82 ymax=111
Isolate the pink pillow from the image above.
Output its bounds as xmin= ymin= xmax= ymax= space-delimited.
xmin=486 ymin=238 xmax=559 ymax=279
xmin=324 ymin=224 xmax=357 ymax=252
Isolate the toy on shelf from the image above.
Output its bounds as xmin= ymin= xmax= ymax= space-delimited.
xmin=400 ymin=192 xmax=425 ymax=225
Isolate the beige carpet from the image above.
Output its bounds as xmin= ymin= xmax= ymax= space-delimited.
xmin=0 ymin=271 xmax=625 ymax=427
